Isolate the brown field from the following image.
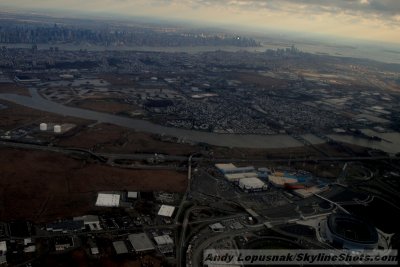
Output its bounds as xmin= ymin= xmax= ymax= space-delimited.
xmin=0 ymin=147 xmax=187 ymax=222
xmin=57 ymin=123 xmax=198 ymax=155
xmin=0 ymin=83 xmax=30 ymax=96
xmin=0 ymin=99 xmax=92 ymax=130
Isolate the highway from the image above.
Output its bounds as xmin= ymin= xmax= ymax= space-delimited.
xmin=0 ymin=139 xmax=397 ymax=164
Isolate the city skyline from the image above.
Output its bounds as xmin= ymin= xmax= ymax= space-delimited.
xmin=1 ymin=0 xmax=400 ymax=45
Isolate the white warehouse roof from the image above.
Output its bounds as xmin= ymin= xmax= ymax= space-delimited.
xmin=225 ymin=172 xmax=258 ymax=181
xmin=239 ymin=177 xmax=267 ymax=190
xmin=215 ymin=163 xmax=237 ymax=172
xmin=158 ymin=205 xmax=175 ymax=217
xmin=95 ymin=193 xmax=120 ymax=207
xmin=154 ymin=235 xmax=174 ymax=246
xmin=127 ymin=191 xmax=138 ymax=199
xmin=129 ymin=233 xmax=155 ymax=252
xmin=0 ymin=241 xmax=6 ymax=252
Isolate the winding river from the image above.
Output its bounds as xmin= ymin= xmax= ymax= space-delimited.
xmin=0 ymin=88 xmax=303 ymax=149
xmin=2 ymin=88 xmax=400 ymax=153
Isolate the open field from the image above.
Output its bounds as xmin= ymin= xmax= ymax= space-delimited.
xmin=57 ymin=123 xmax=198 ymax=155
xmin=0 ymin=99 xmax=92 ymax=131
xmin=0 ymin=147 xmax=187 ymax=222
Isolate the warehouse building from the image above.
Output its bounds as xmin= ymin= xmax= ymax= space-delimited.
xmin=127 ymin=191 xmax=139 ymax=200
xmin=95 ymin=193 xmax=120 ymax=207
xmin=158 ymin=205 xmax=175 ymax=217
xmin=215 ymin=163 xmax=255 ymax=175
xmin=154 ymin=235 xmax=174 ymax=254
xmin=46 ymin=220 xmax=85 ymax=233
xmin=128 ymin=233 xmax=155 ymax=252
xmin=292 ymin=185 xmax=329 ymax=198
xmin=268 ymin=175 xmax=298 ymax=188
xmin=238 ymin=177 xmax=268 ymax=192
xmin=225 ymin=172 xmax=259 ymax=182
xmin=154 ymin=235 xmax=174 ymax=246
xmin=73 ymin=215 xmax=102 ymax=231
xmin=113 ymin=241 xmax=129 ymax=254
xmin=0 ymin=241 xmax=7 ymax=265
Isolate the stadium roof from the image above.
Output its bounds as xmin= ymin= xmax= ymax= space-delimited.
xmin=158 ymin=205 xmax=175 ymax=217
xmin=128 ymin=233 xmax=155 ymax=252
xmin=95 ymin=193 xmax=120 ymax=207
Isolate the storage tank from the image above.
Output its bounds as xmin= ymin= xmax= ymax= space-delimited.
xmin=54 ymin=125 xmax=62 ymax=133
xmin=39 ymin=123 xmax=47 ymax=131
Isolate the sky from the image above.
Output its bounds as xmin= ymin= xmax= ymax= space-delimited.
xmin=1 ymin=0 xmax=400 ymax=44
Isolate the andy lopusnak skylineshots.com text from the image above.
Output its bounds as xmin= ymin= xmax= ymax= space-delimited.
xmin=203 ymin=249 xmax=398 ymax=265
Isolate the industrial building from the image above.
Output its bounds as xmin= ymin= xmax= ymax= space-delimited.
xmin=215 ymin=163 xmax=255 ymax=175
xmin=127 ymin=191 xmax=138 ymax=199
xmin=128 ymin=233 xmax=155 ymax=252
xmin=292 ymin=185 xmax=329 ymax=198
xmin=73 ymin=215 xmax=102 ymax=231
xmin=154 ymin=235 xmax=174 ymax=254
xmin=238 ymin=177 xmax=268 ymax=192
xmin=225 ymin=172 xmax=259 ymax=182
xmin=209 ymin=223 xmax=225 ymax=232
xmin=46 ymin=220 xmax=85 ymax=233
xmin=154 ymin=235 xmax=174 ymax=246
xmin=215 ymin=163 xmax=268 ymax=192
xmin=0 ymin=241 xmax=7 ymax=265
xmin=157 ymin=205 xmax=175 ymax=217
xmin=54 ymin=236 xmax=74 ymax=252
xmin=113 ymin=241 xmax=129 ymax=254
xmin=324 ymin=214 xmax=379 ymax=250
xmin=268 ymin=175 xmax=298 ymax=188
xmin=95 ymin=193 xmax=120 ymax=207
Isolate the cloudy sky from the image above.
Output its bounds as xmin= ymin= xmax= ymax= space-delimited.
xmin=1 ymin=0 xmax=400 ymax=44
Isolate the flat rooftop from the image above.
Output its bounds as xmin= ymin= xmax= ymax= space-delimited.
xmin=158 ymin=204 xmax=175 ymax=217
xmin=95 ymin=193 xmax=120 ymax=207
xmin=128 ymin=233 xmax=155 ymax=252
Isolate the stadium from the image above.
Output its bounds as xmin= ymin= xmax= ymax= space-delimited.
xmin=325 ymin=214 xmax=379 ymax=250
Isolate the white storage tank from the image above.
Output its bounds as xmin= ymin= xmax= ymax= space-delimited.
xmin=39 ymin=123 xmax=47 ymax=131
xmin=54 ymin=125 xmax=62 ymax=133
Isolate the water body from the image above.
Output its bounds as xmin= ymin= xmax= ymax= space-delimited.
xmin=0 ymin=88 xmax=302 ymax=149
xmin=328 ymin=133 xmax=400 ymax=155
xmin=2 ymin=89 xmax=400 ymax=152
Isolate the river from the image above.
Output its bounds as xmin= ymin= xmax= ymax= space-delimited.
xmin=2 ymin=88 xmax=400 ymax=152
xmin=0 ymin=88 xmax=303 ymax=149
